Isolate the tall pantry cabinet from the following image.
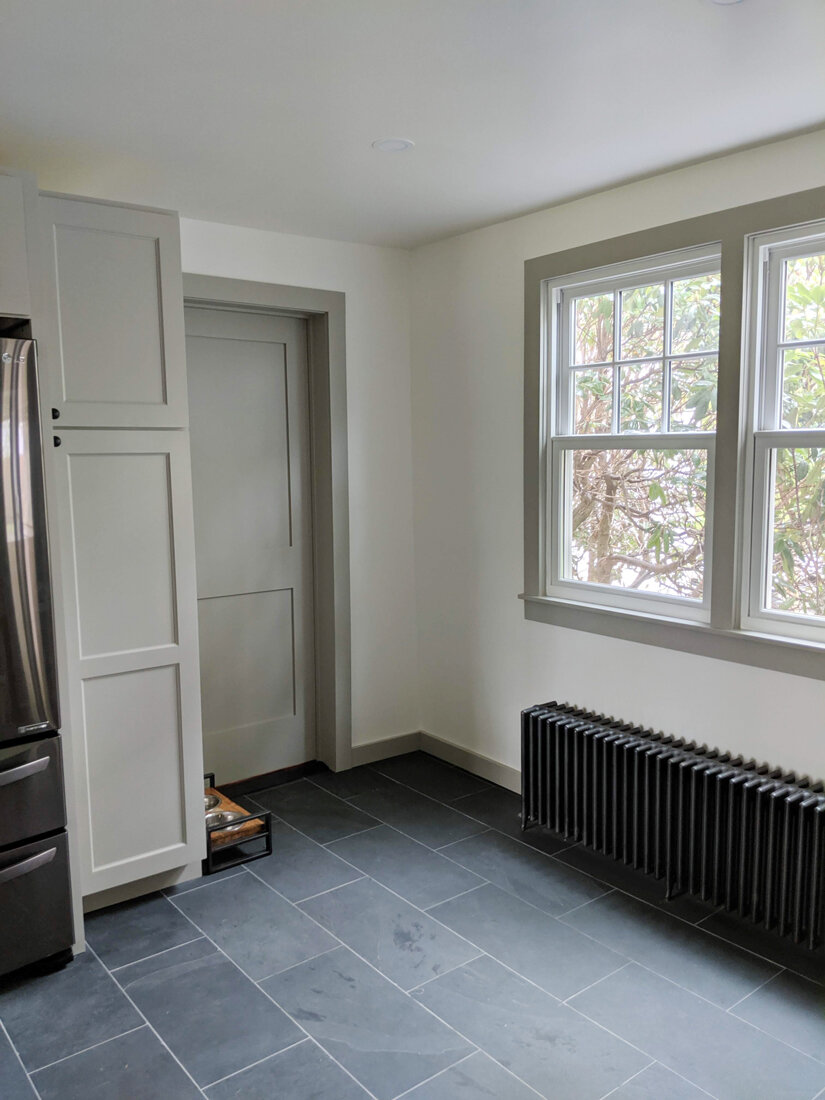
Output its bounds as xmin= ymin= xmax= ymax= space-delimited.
xmin=36 ymin=195 xmax=205 ymax=900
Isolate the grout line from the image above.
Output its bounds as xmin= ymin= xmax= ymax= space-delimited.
xmin=86 ymin=944 xmax=208 ymax=1098
xmin=422 ymin=882 xmax=489 ymax=910
xmin=388 ymin=1051 xmax=479 ymax=1100
xmin=255 ymin=946 xmax=341 ymax=984
xmin=162 ymin=869 xmax=247 ymax=898
xmin=289 ymin=875 xmax=366 ymax=905
xmin=109 ymin=937 xmax=205 ymax=972
xmin=28 ymin=1025 xmax=149 ymax=1075
xmin=406 ymin=953 xmax=486 ymax=992
xmin=2 ymin=1018 xmax=44 ymax=1099
xmin=662 ymin=1065 xmax=719 ymax=1100
xmin=160 ymin=893 xmax=382 ymax=1100
xmin=596 ymin=1059 xmax=657 ymax=1100
xmin=201 ymin=1037 xmax=309 ymax=1089
xmin=555 ymin=887 xmax=617 ymax=920
xmin=725 ymin=968 xmax=785 ymax=1012
xmin=320 ymin=823 xmax=383 ymax=846
xmin=561 ymin=962 xmax=633 ymax=1005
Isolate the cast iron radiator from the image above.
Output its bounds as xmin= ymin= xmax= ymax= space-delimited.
xmin=521 ymin=701 xmax=825 ymax=950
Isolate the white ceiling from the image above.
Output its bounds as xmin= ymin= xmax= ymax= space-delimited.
xmin=1 ymin=0 xmax=823 ymax=248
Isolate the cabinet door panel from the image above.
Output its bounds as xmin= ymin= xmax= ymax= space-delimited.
xmin=52 ymin=431 xmax=203 ymax=894
xmin=38 ymin=197 xmax=188 ymax=427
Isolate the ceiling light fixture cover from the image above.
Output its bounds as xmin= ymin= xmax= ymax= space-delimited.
xmin=711 ymin=0 xmax=744 ymax=5
xmin=372 ymin=137 xmax=415 ymax=152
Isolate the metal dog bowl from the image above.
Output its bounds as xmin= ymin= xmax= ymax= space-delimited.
xmin=204 ymin=794 xmax=220 ymax=812
xmin=206 ymin=809 xmax=246 ymax=832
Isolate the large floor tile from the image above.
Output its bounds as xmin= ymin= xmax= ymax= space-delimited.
xmin=84 ymin=892 xmax=200 ymax=970
xmin=0 ymin=1025 xmax=35 ymax=1098
xmin=413 ymin=955 xmax=647 ymax=1100
xmin=349 ymin=784 xmax=487 ymax=849
xmin=553 ymin=843 xmax=719 ymax=923
xmin=731 ymin=970 xmax=825 ymax=1062
xmin=608 ymin=1062 xmax=709 ymax=1099
xmin=117 ymin=938 xmax=302 ymax=1086
xmin=442 ymin=830 xmax=611 ymax=916
xmin=328 ymin=825 xmax=485 ymax=909
xmin=0 ymin=951 xmax=141 ymax=1071
xmin=205 ymin=1039 xmax=370 ymax=1099
xmin=568 ymin=962 xmax=825 ymax=1100
xmin=561 ymin=890 xmax=780 ymax=1008
xmin=371 ymin=752 xmax=489 ymax=803
xmin=249 ymin=821 xmax=363 ymax=902
xmin=699 ymin=909 xmax=825 ymax=985
xmin=310 ymin=766 xmax=400 ymax=801
xmin=252 ymin=780 xmax=379 ymax=843
xmin=402 ymin=1050 xmax=537 ymax=1099
xmin=262 ymin=946 xmax=471 ymax=1100
xmin=299 ymin=877 xmax=479 ymax=990
xmin=172 ymin=870 xmax=337 ymax=980
xmin=31 ymin=1025 xmax=201 ymax=1100
xmin=431 ymin=882 xmax=626 ymax=999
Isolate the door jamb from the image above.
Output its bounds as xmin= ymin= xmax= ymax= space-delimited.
xmin=182 ymin=273 xmax=351 ymax=772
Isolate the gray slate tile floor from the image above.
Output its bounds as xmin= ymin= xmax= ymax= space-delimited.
xmin=1 ymin=750 xmax=823 ymax=1099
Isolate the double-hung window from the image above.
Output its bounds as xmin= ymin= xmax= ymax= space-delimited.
xmin=744 ymin=225 xmax=825 ymax=643
xmin=546 ymin=246 xmax=721 ymax=621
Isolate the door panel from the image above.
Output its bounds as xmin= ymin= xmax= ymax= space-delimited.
xmin=38 ymin=196 xmax=188 ymax=427
xmin=185 ymin=307 xmax=314 ymax=782
xmin=51 ymin=430 xmax=204 ymax=894
xmin=83 ymin=665 xmax=185 ymax=871
xmin=68 ymin=452 xmax=177 ymax=657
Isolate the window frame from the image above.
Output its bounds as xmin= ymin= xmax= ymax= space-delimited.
xmin=741 ymin=223 xmax=825 ymax=644
xmin=523 ymin=184 xmax=825 ymax=681
xmin=545 ymin=245 xmax=720 ymax=622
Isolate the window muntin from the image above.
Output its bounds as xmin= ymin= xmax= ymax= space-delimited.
xmin=746 ymin=232 xmax=825 ymax=640
xmin=547 ymin=247 xmax=720 ymax=618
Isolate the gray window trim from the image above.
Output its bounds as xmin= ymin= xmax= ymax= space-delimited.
xmin=183 ymin=273 xmax=352 ymax=769
xmin=523 ymin=184 xmax=825 ymax=680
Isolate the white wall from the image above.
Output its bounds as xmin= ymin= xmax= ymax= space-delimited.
xmin=410 ymin=129 xmax=825 ymax=780
xmin=180 ymin=219 xmax=420 ymax=748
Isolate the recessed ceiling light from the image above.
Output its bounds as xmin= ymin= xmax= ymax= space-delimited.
xmin=711 ymin=0 xmax=744 ymax=5
xmin=372 ymin=138 xmax=415 ymax=153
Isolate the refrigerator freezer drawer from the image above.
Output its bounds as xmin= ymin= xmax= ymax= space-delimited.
xmin=0 ymin=735 xmax=66 ymax=849
xmin=0 ymin=831 xmax=73 ymax=976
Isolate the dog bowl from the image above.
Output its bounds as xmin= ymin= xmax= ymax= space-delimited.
xmin=204 ymin=794 xmax=220 ymax=812
xmin=205 ymin=810 xmax=246 ymax=832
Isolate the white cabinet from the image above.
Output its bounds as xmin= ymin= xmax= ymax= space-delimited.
xmin=0 ymin=170 xmax=35 ymax=317
xmin=37 ymin=196 xmax=189 ymax=427
xmin=50 ymin=430 xmax=204 ymax=894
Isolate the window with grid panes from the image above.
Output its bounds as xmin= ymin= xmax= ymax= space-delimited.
xmin=546 ymin=245 xmax=721 ymax=619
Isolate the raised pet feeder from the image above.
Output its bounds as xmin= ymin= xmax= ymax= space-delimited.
xmin=202 ymin=772 xmax=273 ymax=874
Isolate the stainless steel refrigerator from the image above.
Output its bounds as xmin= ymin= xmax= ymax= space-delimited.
xmin=0 ymin=336 xmax=73 ymax=976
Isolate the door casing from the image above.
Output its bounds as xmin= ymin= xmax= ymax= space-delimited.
xmin=183 ymin=274 xmax=352 ymax=774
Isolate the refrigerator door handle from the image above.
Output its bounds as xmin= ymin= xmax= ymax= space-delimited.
xmin=0 ymin=755 xmax=50 ymax=788
xmin=0 ymin=847 xmax=57 ymax=886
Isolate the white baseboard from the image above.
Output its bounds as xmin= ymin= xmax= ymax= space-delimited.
xmin=350 ymin=731 xmax=422 ymax=766
xmin=351 ymin=729 xmax=520 ymax=794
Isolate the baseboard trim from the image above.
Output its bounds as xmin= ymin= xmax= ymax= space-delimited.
xmin=350 ymin=731 xmax=422 ymax=766
xmin=351 ymin=729 xmax=521 ymax=794
xmin=420 ymin=732 xmax=521 ymax=793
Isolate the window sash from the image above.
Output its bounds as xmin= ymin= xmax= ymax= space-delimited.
xmin=742 ymin=224 xmax=825 ymax=642
xmin=546 ymin=434 xmax=714 ymax=622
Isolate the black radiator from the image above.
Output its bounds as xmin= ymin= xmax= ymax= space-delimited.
xmin=521 ymin=701 xmax=825 ymax=950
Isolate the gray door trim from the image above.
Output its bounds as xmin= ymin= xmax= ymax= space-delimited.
xmin=182 ymin=273 xmax=351 ymax=771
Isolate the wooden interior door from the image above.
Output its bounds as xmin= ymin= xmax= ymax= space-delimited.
xmin=185 ymin=307 xmax=315 ymax=782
